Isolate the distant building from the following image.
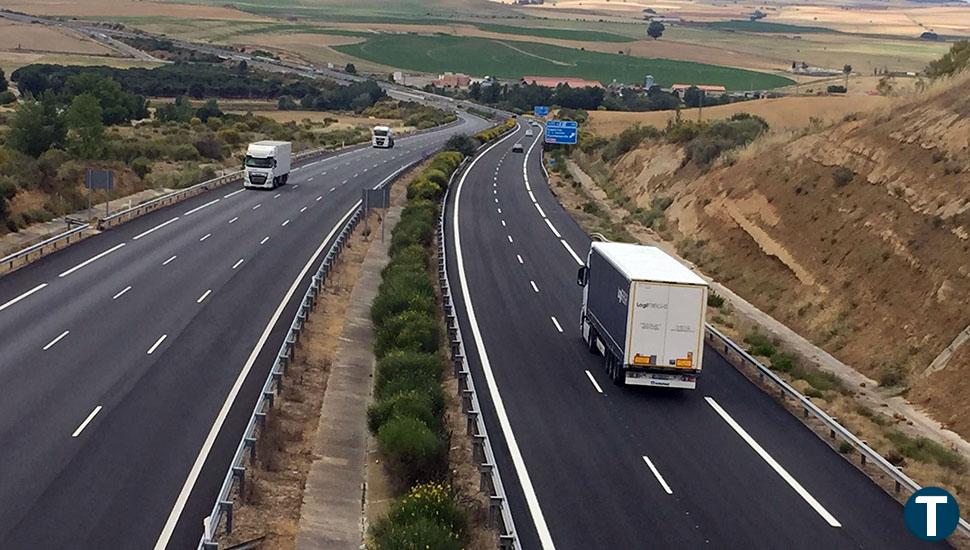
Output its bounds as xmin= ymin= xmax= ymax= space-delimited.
xmin=433 ymin=72 xmax=471 ymax=89
xmin=514 ymin=0 xmax=544 ymax=4
xmin=644 ymin=75 xmax=655 ymax=89
xmin=671 ymin=83 xmax=726 ymax=96
xmin=521 ymin=76 xmax=604 ymax=88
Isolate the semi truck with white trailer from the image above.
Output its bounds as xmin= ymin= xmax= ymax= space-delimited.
xmin=372 ymin=126 xmax=394 ymax=148
xmin=577 ymin=242 xmax=708 ymax=389
xmin=244 ymin=141 xmax=292 ymax=189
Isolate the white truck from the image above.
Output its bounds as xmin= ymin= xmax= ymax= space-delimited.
xmin=244 ymin=141 xmax=292 ymax=189
xmin=577 ymin=242 xmax=708 ymax=389
xmin=372 ymin=125 xmax=394 ymax=148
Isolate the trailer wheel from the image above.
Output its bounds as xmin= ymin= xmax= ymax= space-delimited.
xmin=607 ymin=354 xmax=625 ymax=386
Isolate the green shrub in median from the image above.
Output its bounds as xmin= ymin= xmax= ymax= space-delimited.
xmin=370 ymin=482 xmax=467 ymax=549
xmin=375 ymin=309 xmax=439 ymax=358
xmin=374 ymin=352 xmax=443 ymax=398
xmin=390 ymin=200 xmax=438 ymax=255
xmin=371 ymin=268 xmax=436 ymax=326
xmin=367 ymin=389 xmax=442 ymax=435
xmin=377 ymin=416 xmax=447 ymax=484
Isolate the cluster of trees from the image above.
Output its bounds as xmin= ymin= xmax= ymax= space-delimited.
xmin=115 ymin=36 xmax=222 ymax=63
xmin=11 ymin=63 xmax=386 ymax=109
xmin=603 ymin=86 xmax=681 ymax=111
xmin=461 ymin=81 xmax=605 ymax=111
xmin=926 ymin=40 xmax=970 ymax=79
xmin=0 ymin=69 xmax=14 ymax=105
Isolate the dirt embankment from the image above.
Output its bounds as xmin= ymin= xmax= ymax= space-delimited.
xmin=595 ymin=73 xmax=970 ymax=440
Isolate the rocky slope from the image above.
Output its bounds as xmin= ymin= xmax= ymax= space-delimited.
xmin=595 ymin=73 xmax=970 ymax=438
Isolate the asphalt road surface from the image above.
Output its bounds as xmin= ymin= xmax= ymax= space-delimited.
xmin=444 ymin=122 xmax=939 ymax=549
xmin=0 ymin=113 xmax=488 ymax=549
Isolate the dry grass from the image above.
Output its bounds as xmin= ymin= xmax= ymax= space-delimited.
xmin=0 ymin=0 xmax=269 ymax=21
xmin=586 ymin=95 xmax=890 ymax=137
xmin=0 ymin=20 xmax=113 ymax=56
xmin=220 ymin=212 xmax=378 ymax=549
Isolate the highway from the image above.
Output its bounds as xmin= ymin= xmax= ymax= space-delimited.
xmin=444 ymin=122 xmax=938 ymax=549
xmin=0 ymin=113 xmax=488 ymax=549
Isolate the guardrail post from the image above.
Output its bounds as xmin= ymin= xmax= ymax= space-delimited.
xmin=488 ymin=495 xmax=503 ymax=528
xmin=453 ymin=355 xmax=463 ymax=377
xmin=499 ymin=534 xmax=516 ymax=550
xmin=472 ymin=434 xmax=486 ymax=463
xmin=479 ymin=462 xmax=494 ymax=493
xmin=245 ymin=436 xmax=257 ymax=462
xmin=233 ymin=466 xmax=246 ymax=499
xmin=219 ymin=500 xmax=233 ymax=534
xmin=466 ymin=410 xmax=479 ymax=436
xmin=462 ymin=389 xmax=474 ymax=412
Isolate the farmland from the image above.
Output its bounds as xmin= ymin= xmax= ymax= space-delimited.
xmin=335 ymin=34 xmax=794 ymax=89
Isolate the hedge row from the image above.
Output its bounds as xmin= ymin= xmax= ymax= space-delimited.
xmin=473 ymin=117 xmax=516 ymax=143
xmin=367 ymin=149 xmax=465 ymax=489
xmin=368 ymin=121 xmax=513 ymax=548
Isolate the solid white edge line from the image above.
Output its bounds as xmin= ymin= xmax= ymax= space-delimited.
xmin=0 ymin=283 xmax=47 ymax=312
xmin=132 ymin=217 xmax=179 ymax=241
xmin=71 ymin=405 xmax=102 ymax=438
xmin=147 ymin=334 xmax=168 ymax=355
xmin=585 ymin=370 xmax=604 ymax=394
xmin=153 ymin=199 xmax=363 ymax=549
xmin=43 ymin=330 xmax=70 ymax=351
xmin=452 ymin=123 xmax=556 ymax=549
xmin=184 ymin=198 xmax=220 ymax=216
xmin=112 ymin=285 xmax=132 ymax=300
xmin=704 ymin=396 xmax=842 ymax=527
xmin=561 ymin=240 xmax=584 ymax=266
xmin=550 ymin=316 xmax=563 ymax=333
xmin=231 ymin=259 xmax=244 ymax=270
xmin=642 ymin=456 xmax=673 ymax=495
xmin=58 ymin=243 xmax=126 ymax=278
xmin=197 ymin=289 xmax=212 ymax=304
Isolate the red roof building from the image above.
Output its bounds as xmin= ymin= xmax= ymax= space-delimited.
xmin=522 ymin=76 xmax=604 ymax=88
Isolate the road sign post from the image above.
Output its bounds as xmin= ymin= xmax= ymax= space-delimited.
xmin=85 ymin=169 xmax=114 ymax=218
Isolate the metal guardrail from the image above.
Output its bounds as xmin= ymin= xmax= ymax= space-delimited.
xmin=197 ymin=157 xmax=424 ymax=550
xmin=0 ymin=224 xmax=90 ymax=274
xmin=434 ymin=123 xmax=520 ymax=550
xmin=704 ymin=323 xmax=970 ymax=539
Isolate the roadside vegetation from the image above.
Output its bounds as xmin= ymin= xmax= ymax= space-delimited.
xmin=366 ymin=123 xmax=511 ymax=547
xmin=0 ymin=63 xmax=450 ymax=236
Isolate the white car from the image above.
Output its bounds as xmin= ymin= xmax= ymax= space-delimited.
xmin=512 ymin=143 xmax=524 ymax=153
xmin=525 ymin=129 xmax=534 ymax=137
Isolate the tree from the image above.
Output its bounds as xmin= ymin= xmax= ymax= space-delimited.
xmin=65 ymin=93 xmax=105 ymax=158
xmin=683 ymin=86 xmax=704 ymax=108
xmin=155 ymin=95 xmax=194 ymax=123
xmin=194 ymin=98 xmax=223 ymax=122
xmin=237 ymin=60 xmax=248 ymax=74
xmin=8 ymin=95 xmax=66 ymax=158
xmin=444 ymin=134 xmax=476 ymax=156
xmin=925 ymin=40 xmax=970 ymax=79
xmin=345 ymin=63 xmax=357 ymax=75
xmin=647 ymin=21 xmax=665 ymax=40
xmin=0 ymin=68 xmax=7 ymax=92
xmin=842 ymin=64 xmax=852 ymax=89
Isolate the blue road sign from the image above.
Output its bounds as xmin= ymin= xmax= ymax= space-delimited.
xmin=534 ymin=105 xmax=550 ymax=117
xmin=544 ymin=119 xmax=578 ymax=145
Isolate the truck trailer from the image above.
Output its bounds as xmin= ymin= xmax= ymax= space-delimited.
xmin=244 ymin=141 xmax=292 ymax=189
xmin=577 ymin=242 xmax=708 ymax=389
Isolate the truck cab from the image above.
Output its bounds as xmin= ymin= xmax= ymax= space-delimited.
xmin=244 ymin=141 xmax=292 ymax=189
xmin=578 ymin=242 xmax=708 ymax=390
xmin=372 ymin=126 xmax=394 ymax=148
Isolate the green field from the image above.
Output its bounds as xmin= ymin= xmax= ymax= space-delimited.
xmin=334 ymin=34 xmax=793 ymax=90
xmin=474 ymin=23 xmax=633 ymax=43
xmin=701 ymin=20 xmax=835 ymax=34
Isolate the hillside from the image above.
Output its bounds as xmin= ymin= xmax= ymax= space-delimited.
xmin=582 ymin=73 xmax=970 ymax=439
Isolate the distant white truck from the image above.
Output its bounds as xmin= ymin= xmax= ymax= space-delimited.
xmin=577 ymin=242 xmax=708 ymax=389
xmin=244 ymin=141 xmax=292 ymax=189
xmin=372 ymin=125 xmax=394 ymax=148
